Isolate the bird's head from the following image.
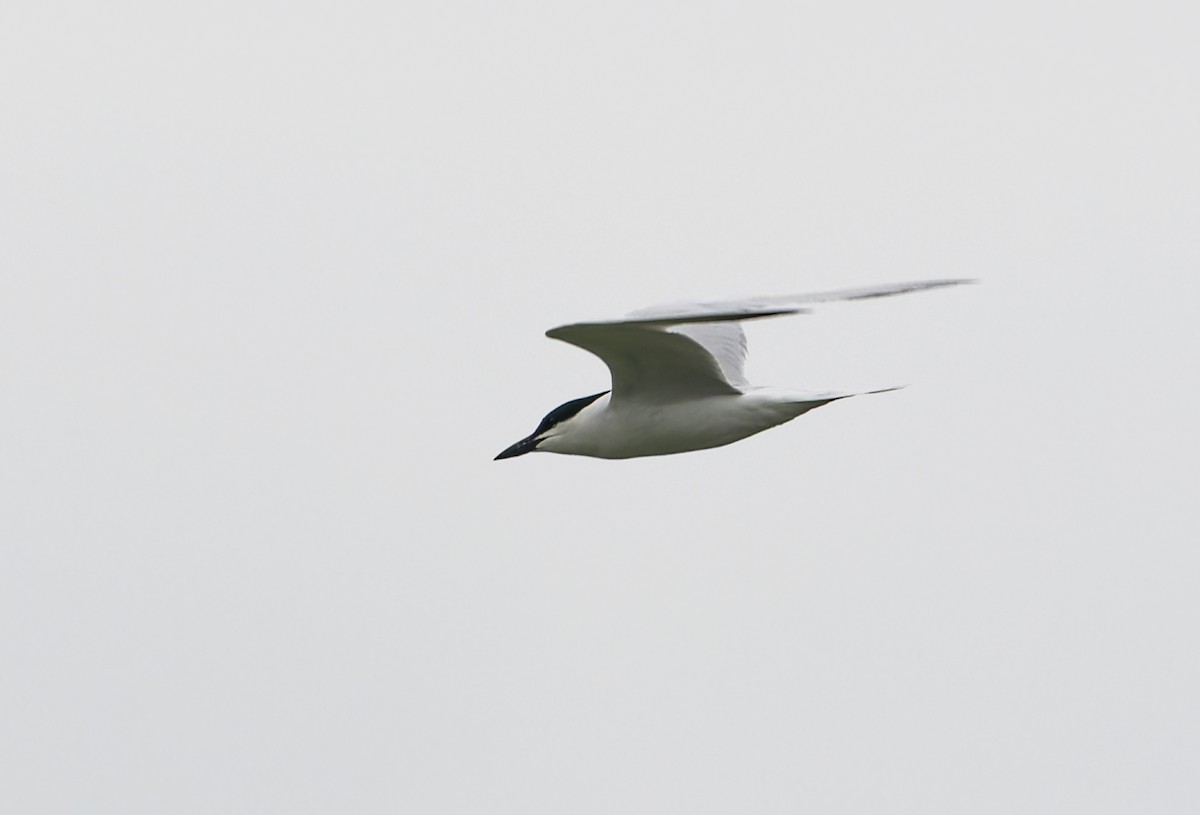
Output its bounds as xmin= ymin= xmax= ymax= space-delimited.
xmin=494 ymin=390 xmax=609 ymax=460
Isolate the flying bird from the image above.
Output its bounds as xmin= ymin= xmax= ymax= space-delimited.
xmin=495 ymin=279 xmax=971 ymax=460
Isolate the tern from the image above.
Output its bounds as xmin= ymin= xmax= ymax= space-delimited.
xmin=495 ymin=279 xmax=971 ymax=460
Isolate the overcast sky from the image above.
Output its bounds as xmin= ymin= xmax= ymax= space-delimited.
xmin=3 ymin=1 xmax=1198 ymax=813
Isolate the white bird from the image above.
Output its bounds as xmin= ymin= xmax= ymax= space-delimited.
xmin=495 ymin=279 xmax=971 ymax=460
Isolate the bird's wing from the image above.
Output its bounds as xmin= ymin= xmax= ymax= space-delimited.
xmin=624 ymin=278 xmax=973 ymax=322
xmin=546 ymin=322 xmax=744 ymax=401
xmin=547 ymin=279 xmax=973 ymax=401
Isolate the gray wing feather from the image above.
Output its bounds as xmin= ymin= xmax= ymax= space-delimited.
xmin=623 ymin=278 xmax=972 ymax=323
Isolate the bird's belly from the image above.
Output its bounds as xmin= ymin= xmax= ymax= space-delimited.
xmin=585 ymin=396 xmax=801 ymax=459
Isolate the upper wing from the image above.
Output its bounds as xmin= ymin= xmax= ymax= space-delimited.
xmin=545 ymin=322 xmax=743 ymax=401
xmin=547 ymin=279 xmax=973 ymax=401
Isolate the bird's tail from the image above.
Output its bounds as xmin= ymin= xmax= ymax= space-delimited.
xmin=784 ymin=385 xmax=906 ymax=415
xmin=796 ymin=384 xmax=906 ymax=402
xmin=856 ymin=385 xmax=906 ymax=397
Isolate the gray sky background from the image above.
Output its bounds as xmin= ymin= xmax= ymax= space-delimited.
xmin=3 ymin=1 xmax=1198 ymax=812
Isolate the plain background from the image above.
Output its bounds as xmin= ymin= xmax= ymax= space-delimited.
xmin=3 ymin=1 xmax=1198 ymax=812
